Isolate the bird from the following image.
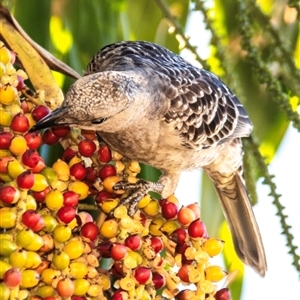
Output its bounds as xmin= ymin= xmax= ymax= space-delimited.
xmin=30 ymin=40 xmax=267 ymax=276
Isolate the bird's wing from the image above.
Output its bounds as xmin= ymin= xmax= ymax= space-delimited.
xmin=163 ymin=67 xmax=253 ymax=148
xmin=85 ymin=41 xmax=252 ymax=148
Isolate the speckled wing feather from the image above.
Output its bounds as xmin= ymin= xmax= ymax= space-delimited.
xmin=85 ymin=41 xmax=252 ymax=149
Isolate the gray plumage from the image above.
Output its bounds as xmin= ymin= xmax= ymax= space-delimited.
xmin=31 ymin=41 xmax=267 ymax=276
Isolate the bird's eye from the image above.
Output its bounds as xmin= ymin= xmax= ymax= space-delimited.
xmin=91 ymin=118 xmax=107 ymax=124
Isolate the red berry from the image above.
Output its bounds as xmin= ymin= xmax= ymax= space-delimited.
xmin=188 ymin=219 xmax=207 ymax=239
xmin=62 ymin=147 xmax=78 ymax=162
xmin=52 ymin=126 xmax=71 ymax=137
xmin=42 ymin=128 xmax=61 ymax=145
xmin=150 ymin=236 xmax=163 ymax=253
xmin=95 ymin=190 xmax=114 ymax=203
xmin=17 ymin=170 xmax=34 ymax=189
xmin=22 ymin=149 xmax=40 ymax=168
xmin=97 ymin=145 xmax=112 ymax=163
xmin=0 ymin=132 xmax=13 ymax=149
xmin=3 ymin=268 xmax=21 ymax=288
xmin=215 ymin=288 xmax=231 ymax=300
xmin=63 ymin=191 xmax=79 ymax=207
xmin=31 ymin=156 xmax=46 ymax=173
xmin=85 ymin=166 xmax=97 ymax=183
xmin=111 ymin=261 xmax=124 ymax=278
xmin=31 ymin=217 xmax=46 ymax=232
xmin=170 ymin=228 xmax=187 ymax=245
xmin=24 ymin=131 xmax=42 ymax=149
xmin=31 ymin=105 xmax=50 ymax=121
xmin=161 ymin=201 xmax=178 ymax=220
xmin=70 ymin=162 xmax=87 ymax=181
xmin=134 ymin=266 xmax=152 ymax=284
xmin=125 ymin=235 xmax=142 ymax=251
xmin=111 ymin=290 xmax=126 ymax=300
xmin=177 ymin=265 xmax=190 ymax=283
xmin=98 ymin=240 xmax=113 ymax=258
xmin=99 ymin=164 xmax=116 ymax=181
xmin=57 ymin=206 xmax=76 ymax=224
xmin=21 ymin=209 xmax=44 ymax=231
xmin=175 ymin=243 xmax=194 ymax=265
xmin=10 ymin=113 xmax=29 ymax=133
xmin=111 ymin=243 xmax=127 ymax=261
xmin=0 ymin=156 xmax=14 ymax=174
xmin=152 ymin=272 xmax=166 ymax=289
xmin=78 ymin=139 xmax=96 ymax=157
xmin=0 ymin=185 xmax=19 ymax=204
xmin=32 ymin=186 xmax=51 ymax=203
xmin=80 ymin=222 xmax=99 ymax=242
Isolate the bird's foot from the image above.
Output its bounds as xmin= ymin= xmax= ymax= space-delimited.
xmin=111 ymin=179 xmax=163 ymax=216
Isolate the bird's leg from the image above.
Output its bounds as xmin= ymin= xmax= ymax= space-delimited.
xmin=112 ymin=179 xmax=164 ymax=216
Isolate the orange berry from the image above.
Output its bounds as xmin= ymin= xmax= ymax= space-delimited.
xmin=177 ymin=206 xmax=196 ymax=226
xmin=52 ymin=159 xmax=70 ymax=181
xmin=102 ymin=175 xmax=122 ymax=193
xmin=99 ymin=219 xmax=119 ymax=239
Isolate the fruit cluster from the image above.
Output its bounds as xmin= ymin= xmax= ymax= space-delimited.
xmin=0 ymin=42 xmax=230 ymax=300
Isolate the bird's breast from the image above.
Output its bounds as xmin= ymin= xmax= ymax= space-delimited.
xmin=97 ymin=120 xmax=232 ymax=173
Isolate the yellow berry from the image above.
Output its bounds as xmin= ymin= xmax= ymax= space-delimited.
xmin=0 ymin=108 xmax=13 ymax=126
xmin=20 ymin=270 xmax=40 ymax=288
xmin=149 ymin=217 xmax=164 ymax=236
xmin=202 ymin=238 xmax=224 ymax=257
xmin=45 ymin=189 xmax=64 ymax=211
xmin=100 ymin=199 xmax=119 ymax=214
xmin=23 ymin=251 xmax=42 ymax=269
xmin=69 ymin=261 xmax=88 ymax=279
xmin=73 ymin=278 xmax=90 ymax=296
xmin=7 ymin=159 xmax=25 ymax=178
xmin=137 ymin=194 xmax=151 ymax=208
xmin=0 ymin=283 xmax=10 ymax=300
xmin=205 ymin=265 xmax=227 ymax=282
xmin=68 ymin=155 xmax=82 ymax=168
xmin=143 ymin=199 xmax=160 ymax=217
xmin=0 ymin=209 xmax=17 ymax=228
xmin=24 ymin=233 xmax=43 ymax=251
xmin=9 ymin=249 xmax=27 ymax=268
xmin=64 ymin=239 xmax=84 ymax=259
xmin=9 ymin=135 xmax=27 ymax=156
xmin=37 ymin=285 xmax=55 ymax=298
xmin=41 ymin=268 xmax=61 ymax=285
xmin=0 ymin=47 xmax=12 ymax=64
xmin=68 ymin=181 xmax=89 ymax=200
xmin=0 ymin=85 xmax=17 ymax=105
xmin=31 ymin=174 xmax=49 ymax=192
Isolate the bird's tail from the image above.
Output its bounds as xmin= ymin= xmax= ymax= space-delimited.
xmin=213 ymin=172 xmax=267 ymax=276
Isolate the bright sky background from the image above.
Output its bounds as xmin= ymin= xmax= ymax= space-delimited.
xmin=175 ymin=6 xmax=300 ymax=299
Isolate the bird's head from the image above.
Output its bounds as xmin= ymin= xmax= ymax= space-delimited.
xmin=30 ymin=71 xmax=140 ymax=133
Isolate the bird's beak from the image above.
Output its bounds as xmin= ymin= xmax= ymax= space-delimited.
xmin=29 ymin=107 xmax=67 ymax=132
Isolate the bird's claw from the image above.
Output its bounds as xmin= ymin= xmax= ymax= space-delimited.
xmin=110 ymin=179 xmax=163 ymax=216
